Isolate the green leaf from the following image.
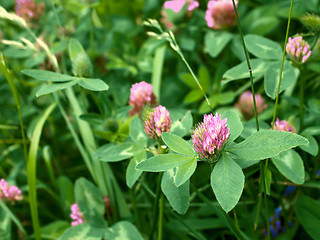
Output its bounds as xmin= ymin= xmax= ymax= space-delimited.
xmin=170 ymin=110 xmax=193 ymax=137
xmin=271 ymin=150 xmax=305 ymax=184
xmin=183 ymin=89 xmax=203 ymax=104
xmin=204 ymin=31 xmax=233 ymax=58
xmin=161 ymin=170 xmax=190 ymax=214
xmin=227 ymin=130 xmax=309 ymax=162
xmin=174 ymin=157 xmax=197 ymax=187
xmin=42 ymin=221 xmax=70 ymax=240
xmin=75 ymin=178 xmax=106 ymax=228
xmin=211 ymin=153 xmax=244 ymax=212
xmin=0 ymin=206 xmax=11 ymax=240
xmin=221 ymin=110 xmax=243 ymax=141
xmin=199 ymin=92 xmax=235 ymax=114
xmin=36 ymin=81 xmax=77 ymax=97
xmin=299 ymin=134 xmax=319 ymax=156
xmin=97 ymin=142 xmax=137 ymax=162
xmin=136 ymin=154 xmax=193 ymax=172
xmin=244 ymin=34 xmax=282 ymax=60
xmin=22 ymin=69 xmax=77 ymax=82
xmin=162 ymin=132 xmax=194 ymax=156
xmin=126 ymin=151 xmax=146 ymax=188
xmin=222 ymin=59 xmax=270 ymax=85
xmin=104 ymin=221 xmax=144 ymax=240
xmin=78 ymin=79 xmax=109 ymax=91
xmin=295 ymin=195 xmax=320 ymax=240
xmin=57 ymin=176 xmax=75 ymax=218
xmin=264 ymin=61 xmax=300 ymax=99
xmin=302 ymin=126 xmax=320 ymax=136
xmin=264 ymin=168 xmax=272 ymax=195
xmin=58 ymin=223 xmax=104 ymax=240
xmin=0 ymin=199 xmax=25 ymax=234
xmin=130 ymin=117 xmax=148 ymax=147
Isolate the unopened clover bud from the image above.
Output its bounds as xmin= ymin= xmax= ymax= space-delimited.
xmin=235 ymin=91 xmax=267 ymax=120
xmin=300 ymin=13 xmax=320 ymax=33
xmin=192 ymin=113 xmax=230 ymax=161
xmin=72 ymin=53 xmax=93 ymax=77
xmin=144 ymin=105 xmax=172 ymax=139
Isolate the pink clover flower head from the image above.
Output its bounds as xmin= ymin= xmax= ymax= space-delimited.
xmin=192 ymin=113 xmax=230 ymax=160
xmin=235 ymin=91 xmax=267 ymax=120
xmin=129 ymin=81 xmax=157 ymax=116
xmin=286 ymin=36 xmax=312 ymax=63
xmin=272 ymin=118 xmax=296 ymax=133
xmin=15 ymin=0 xmax=44 ymax=22
xmin=205 ymin=0 xmax=238 ymax=29
xmin=163 ymin=0 xmax=199 ymax=13
xmin=144 ymin=105 xmax=172 ymax=139
xmin=0 ymin=179 xmax=23 ymax=201
xmin=70 ymin=203 xmax=85 ymax=226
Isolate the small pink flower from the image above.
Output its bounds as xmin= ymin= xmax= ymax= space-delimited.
xmin=161 ymin=0 xmax=199 ymax=29
xmin=0 ymin=179 xmax=23 ymax=202
xmin=286 ymin=36 xmax=312 ymax=63
xmin=272 ymin=119 xmax=296 ymax=133
xmin=70 ymin=203 xmax=85 ymax=226
xmin=235 ymin=91 xmax=267 ymax=120
xmin=15 ymin=0 xmax=45 ymax=22
xmin=205 ymin=0 xmax=238 ymax=29
xmin=129 ymin=82 xmax=157 ymax=116
xmin=192 ymin=113 xmax=230 ymax=160
xmin=144 ymin=105 xmax=172 ymax=139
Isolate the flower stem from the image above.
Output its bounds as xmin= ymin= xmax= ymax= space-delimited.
xmin=299 ymin=71 xmax=306 ymax=131
xmin=158 ymin=193 xmax=164 ymax=240
xmin=231 ymin=0 xmax=259 ymax=132
xmin=150 ymin=172 xmax=163 ymax=239
xmin=130 ymin=186 xmax=141 ymax=229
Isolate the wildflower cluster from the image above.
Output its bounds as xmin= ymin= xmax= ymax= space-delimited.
xmin=205 ymin=0 xmax=238 ymax=29
xmin=0 ymin=179 xmax=23 ymax=202
xmin=272 ymin=118 xmax=296 ymax=133
xmin=144 ymin=105 xmax=172 ymax=139
xmin=192 ymin=113 xmax=230 ymax=161
xmin=286 ymin=36 xmax=312 ymax=63
xmin=70 ymin=203 xmax=85 ymax=226
xmin=129 ymin=81 xmax=157 ymax=116
xmin=235 ymin=91 xmax=267 ymax=119
xmin=15 ymin=0 xmax=44 ymax=22
xmin=263 ymin=207 xmax=288 ymax=238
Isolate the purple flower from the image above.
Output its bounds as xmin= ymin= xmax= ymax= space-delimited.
xmin=129 ymin=81 xmax=157 ymax=116
xmin=70 ymin=203 xmax=85 ymax=226
xmin=272 ymin=118 xmax=296 ymax=133
xmin=286 ymin=36 xmax=312 ymax=63
xmin=161 ymin=0 xmax=199 ymax=29
xmin=235 ymin=91 xmax=267 ymax=120
xmin=192 ymin=113 xmax=230 ymax=160
xmin=0 ymin=179 xmax=23 ymax=202
xmin=144 ymin=105 xmax=172 ymax=139
xmin=15 ymin=0 xmax=44 ymax=22
xmin=205 ymin=0 xmax=238 ymax=30
xmin=284 ymin=185 xmax=296 ymax=197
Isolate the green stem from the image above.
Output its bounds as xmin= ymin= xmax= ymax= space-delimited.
xmin=150 ymin=172 xmax=163 ymax=239
xmin=271 ymin=0 xmax=294 ymax=128
xmin=158 ymin=193 xmax=164 ymax=240
xmin=299 ymin=73 xmax=306 ymax=131
xmin=310 ymin=31 xmax=319 ymax=51
xmin=261 ymin=162 xmax=270 ymax=240
xmin=90 ymin=8 xmax=95 ymax=54
xmin=232 ymin=0 xmax=259 ymax=132
xmin=130 ymin=186 xmax=141 ymax=229
xmin=253 ymin=191 xmax=262 ymax=231
xmin=191 ymin=184 xmax=249 ymax=240
xmin=0 ymin=53 xmax=28 ymax=163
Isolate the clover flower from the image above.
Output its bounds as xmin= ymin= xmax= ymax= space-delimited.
xmin=15 ymin=0 xmax=44 ymax=22
xmin=286 ymin=36 xmax=312 ymax=63
xmin=144 ymin=105 xmax=172 ymax=139
xmin=235 ymin=91 xmax=267 ymax=120
xmin=0 ymin=179 xmax=23 ymax=202
xmin=272 ymin=119 xmax=296 ymax=133
xmin=70 ymin=203 xmax=85 ymax=226
xmin=161 ymin=0 xmax=199 ymax=29
xmin=192 ymin=113 xmax=230 ymax=160
xmin=205 ymin=0 xmax=238 ymax=30
xmin=129 ymin=81 xmax=157 ymax=116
